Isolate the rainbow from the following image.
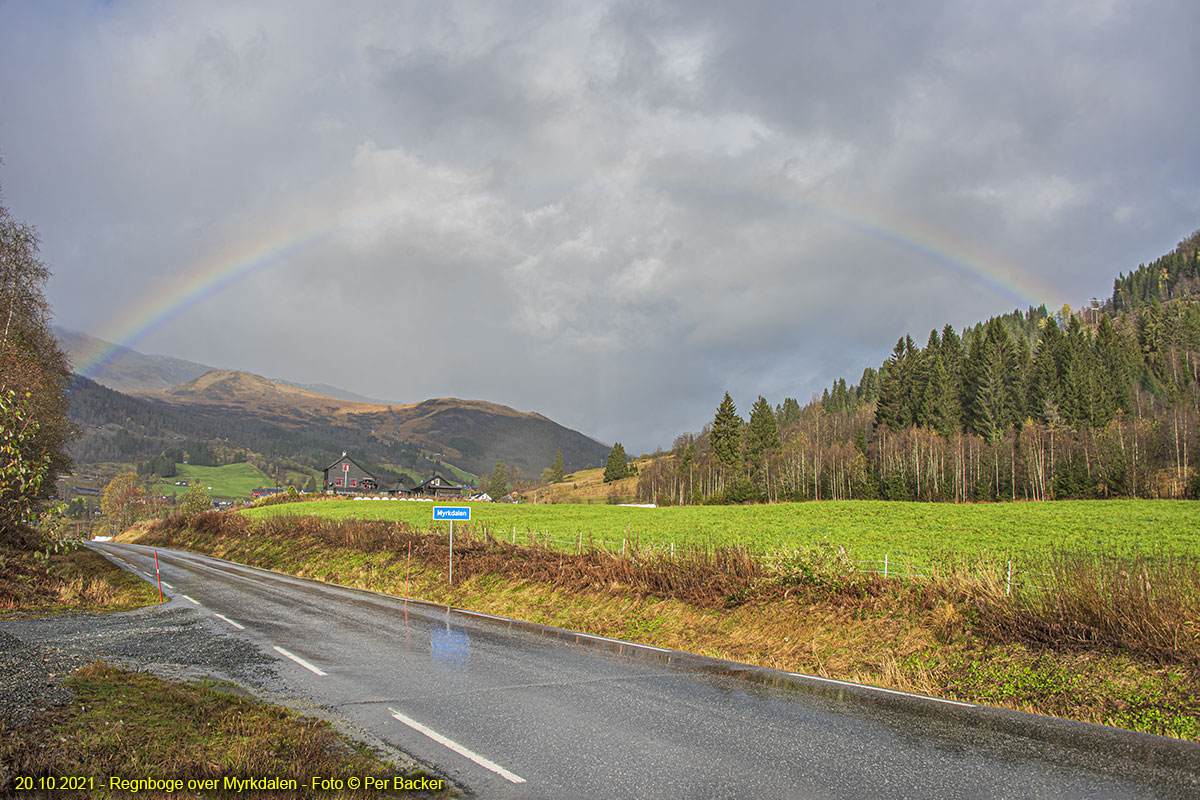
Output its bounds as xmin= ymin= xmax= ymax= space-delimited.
xmin=72 ymin=219 xmax=340 ymax=380
xmin=73 ymin=191 xmax=1064 ymax=380
xmin=653 ymin=175 xmax=1063 ymax=312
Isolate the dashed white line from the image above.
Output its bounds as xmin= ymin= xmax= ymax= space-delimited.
xmin=212 ymin=613 xmax=245 ymax=630
xmin=388 ymin=707 xmax=526 ymax=784
xmin=790 ymin=673 xmax=976 ymax=708
xmin=180 ymin=594 xmax=200 ymax=605
xmin=161 ymin=581 xmax=173 ymax=589
xmin=273 ymin=646 xmax=327 ymax=676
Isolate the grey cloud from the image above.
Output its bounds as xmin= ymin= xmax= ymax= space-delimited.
xmin=1 ymin=0 xmax=1198 ymax=454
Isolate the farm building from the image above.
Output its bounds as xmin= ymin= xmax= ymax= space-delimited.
xmin=322 ymin=453 xmax=379 ymax=495
xmin=411 ymin=473 xmax=465 ymax=498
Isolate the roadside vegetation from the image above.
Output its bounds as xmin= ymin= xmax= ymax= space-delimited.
xmin=1 ymin=661 xmax=450 ymax=799
xmin=128 ymin=510 xmax=1200 ymax=740
xmin=0 ymin=543 xmax=159 ymax=617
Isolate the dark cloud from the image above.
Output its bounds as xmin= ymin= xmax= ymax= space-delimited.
xmin=1 ymin=0 xmax=1198 ymax=454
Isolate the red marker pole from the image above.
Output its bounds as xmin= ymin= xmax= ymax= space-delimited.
xmin=154 ymin=549 xmax=163 ymax=603
xmin=404 ymin=542 xmax=411 ymax=623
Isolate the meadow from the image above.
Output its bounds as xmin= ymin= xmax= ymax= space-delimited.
xmin=150 ymin=462 xmax=273 ymax=500
xmin=240 ymin=498 xmax=1200 ymax=564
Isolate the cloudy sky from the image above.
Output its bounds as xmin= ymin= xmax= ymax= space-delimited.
xmin=2 ymin=1 xmax=1198 ymax=454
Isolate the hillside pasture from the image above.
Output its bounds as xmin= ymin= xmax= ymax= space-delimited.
xmin=151 ymin=462 xmax=273 ymax=500
xmin=239 ymin=498 xmax=1200 ymax=565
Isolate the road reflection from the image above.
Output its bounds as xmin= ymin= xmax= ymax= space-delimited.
xmin=431 ymin=608 xmax=469 ymax=667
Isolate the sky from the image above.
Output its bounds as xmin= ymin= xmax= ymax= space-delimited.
xmin=2 ymin=1 xmax=1198 ymax=456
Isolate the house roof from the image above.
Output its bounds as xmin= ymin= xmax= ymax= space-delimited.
xmin=412 ymin=473 xmax=465 ymax=491
xmin=321 ymin=453 xmax=377 ymax=480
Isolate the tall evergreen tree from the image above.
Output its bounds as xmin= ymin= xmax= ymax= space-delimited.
xmin=775 ymin=397 xmax=802 ymax=428
xmin=551 ymin=447 xmax=564 ymax=482
xmin=967 ymin=319 xmax=1021 ymax=440
xmin=1028 ymin=318 xmax=1064 ymax=426
xmin=710 ymin=392 xmax=743 ymax=473
xmin=746 ymin=395 xmax=781 ymax=484
xmin=488 ymin=460 xmax=509 ymax=498
xmin=603 ymin=442 xmax=629 ymax=483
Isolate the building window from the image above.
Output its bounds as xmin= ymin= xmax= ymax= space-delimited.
xmin=350 ymin=478 xmax=357 ymax=487
xmin=335 ymin=478 xmax=343 ymax=487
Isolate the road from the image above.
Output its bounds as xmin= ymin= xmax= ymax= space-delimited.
xmin=89 ymin=542 xmax=1199 ymax=799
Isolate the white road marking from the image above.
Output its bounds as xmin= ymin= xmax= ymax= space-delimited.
xmin=388 ymin=707 xmax=526 ymax=784
xmin=790 ymin=673 xmax=976 ymax=708
xmin=181 ymin=594 xmax=200 ymax=605
xmin=161 ymin=581 xmax=173 ymax=589
xmin=212 ymin=613 xmax=245 ymax=630
xmin=273 ymin=646 xmax=327 ymax=676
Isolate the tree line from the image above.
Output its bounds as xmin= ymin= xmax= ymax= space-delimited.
xmin=637 ymin=230 xmax=1200 ymax=504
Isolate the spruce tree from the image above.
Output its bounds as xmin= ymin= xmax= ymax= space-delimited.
xmin=603 ymin=443 xmax=629 ymax=483
xmin=551 ymin=447 xmax=564 ymax=482
xmin=710 ymin=392 xmax=743 ymax=473
xmin=746 ymin=395 xmax=781 ymax=482
xmin=775 ymin=397 xmax=802 ymax=428
xmin=488 ymin=460 xmax=509 ymax=498
xmin=876 ymin=338 xmax=913 ymax=429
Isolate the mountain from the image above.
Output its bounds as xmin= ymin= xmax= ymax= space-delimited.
xmin=272 ymin=380 xmax=385 ymax=405
xmin=67 ymin=366 xmax=610 ymax=482
xmin=55 ymin=327 xmax=215 ymax=393
xmin=149 ymin=370 xmax=368 ymax=412
xmin=135 ymin=369 xmax=609 ymax=478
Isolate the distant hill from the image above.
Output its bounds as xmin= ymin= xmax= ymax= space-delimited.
xmin=55 ymin=327 xmax=214 ymax=393
xmin=134 ymin=369 xmax=609 ymax=479
xmin=55 ymin=328 xmax=384 ymax=404
xmin=67 ymin=366 xmax=610 ymax=482
xmin=272 ymin=380 xmax=385 ymax=405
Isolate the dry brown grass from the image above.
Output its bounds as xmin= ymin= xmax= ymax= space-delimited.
xmin=1 ymin=661 xmax=451 ymax=798
xmin=0 ymin=545 xmax=159 ymax=618
xmin=524 ymin=464 xmax=642 ymax=504
xmin=926 ymin=552 xmax=1200 ymax=666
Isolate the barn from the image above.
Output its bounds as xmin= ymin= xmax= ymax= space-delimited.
xmin=323 ymin=453 xmax=379 ymax=495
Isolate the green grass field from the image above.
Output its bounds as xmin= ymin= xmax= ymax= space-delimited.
xmin=240 ymin=498 xmax=1200 ymax=563
xmin=151 ymin=462 xmax=273 ymax=500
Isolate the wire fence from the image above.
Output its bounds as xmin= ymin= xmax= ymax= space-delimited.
xmin=423 ymin=523 xmax=1059 ymax=596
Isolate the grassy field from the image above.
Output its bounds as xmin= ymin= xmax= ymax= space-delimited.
xmin=241 ymin=498 xmax=1200 ymax=563
xmin=151 ymin=462 xmax=273 ymax=500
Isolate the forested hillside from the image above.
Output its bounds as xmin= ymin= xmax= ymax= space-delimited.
xmin=637 ymin=230 xmax=1200 ymax=504
xmin=65 ymin=376 xmax=442 ymax=485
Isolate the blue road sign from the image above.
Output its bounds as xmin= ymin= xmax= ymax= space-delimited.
xmin=433 ymin=506 xmax=471 ymax=521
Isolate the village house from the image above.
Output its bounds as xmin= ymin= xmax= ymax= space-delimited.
xmin=322 ymin=453 xmax=379 ymax=495
xmin=410 ymin=473 xmax=466 ymax=498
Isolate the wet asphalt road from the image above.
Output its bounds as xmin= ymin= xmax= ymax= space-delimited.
xmin=89 ymin=542 xmax=1200 ymax=799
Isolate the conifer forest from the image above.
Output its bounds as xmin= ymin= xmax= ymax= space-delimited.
xmin=637 ymin=231 xmax=1200 ymax=504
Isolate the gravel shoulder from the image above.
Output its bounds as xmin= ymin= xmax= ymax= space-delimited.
xmin=0 ymin=601 xmax=442 ymax=785
xmin=0 ymin=602 xmax=278 ymax=722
